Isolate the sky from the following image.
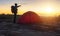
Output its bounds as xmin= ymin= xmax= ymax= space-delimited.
xmin=0 ymin=0 xmax=60 ymax=16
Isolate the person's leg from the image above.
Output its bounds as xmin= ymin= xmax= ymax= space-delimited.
xmin=13 ymin=12 xmax=17 ymax=23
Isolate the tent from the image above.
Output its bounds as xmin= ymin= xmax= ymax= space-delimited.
xmin=17 ymin=11 xmax=42 ymax=24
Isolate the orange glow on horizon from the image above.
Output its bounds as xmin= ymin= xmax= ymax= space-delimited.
xmin=0 ymin=1 xmax=60 ymax=17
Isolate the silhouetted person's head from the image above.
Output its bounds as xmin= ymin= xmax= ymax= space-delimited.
xmin=15 ymin=3 xmax=17 ymax=6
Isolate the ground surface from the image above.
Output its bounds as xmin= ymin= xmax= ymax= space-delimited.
xmin=0 ymin=22 xmax=58 ymax=36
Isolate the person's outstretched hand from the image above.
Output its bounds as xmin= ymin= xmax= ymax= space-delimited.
xmin=19 ymin=5 xmax=21 ymax=6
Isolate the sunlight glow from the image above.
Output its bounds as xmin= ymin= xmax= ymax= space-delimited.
xmin=36 ymin=6 xmax=57 ymax=17
xmin=39 ymin=6 xmax=57 ymax=16
xmin=45 ymin=7 xmax=53 ymax=12
xmin=44 ymin=7 xmax=54 ymax=14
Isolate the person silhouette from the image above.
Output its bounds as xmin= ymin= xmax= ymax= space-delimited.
xmin=11 ymin=3 xmax=21 ymax=23
xmin=14 ymin=3 xmax=21 ymax=14
xmin=11 ymin=3 xmax=21 ymax=14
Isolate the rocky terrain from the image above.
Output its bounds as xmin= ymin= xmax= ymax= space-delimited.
xmin=0 ymin=22 xmax=57 ymax=36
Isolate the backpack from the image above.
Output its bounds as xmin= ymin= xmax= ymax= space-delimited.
xmin=11 ymin=6 xmax=15 ymax=13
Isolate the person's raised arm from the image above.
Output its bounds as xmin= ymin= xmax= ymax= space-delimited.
xmin=17 ymin=5 xmax=21 ymax=7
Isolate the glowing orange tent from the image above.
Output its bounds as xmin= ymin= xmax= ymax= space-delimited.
xmin=17 ymin=11 xmax=42 ymax=24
